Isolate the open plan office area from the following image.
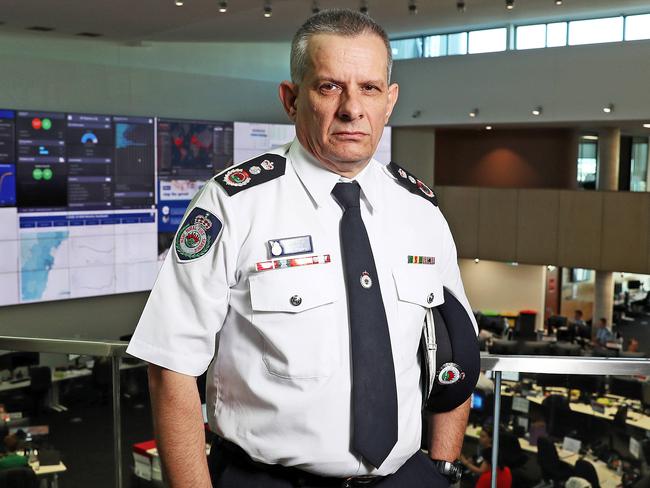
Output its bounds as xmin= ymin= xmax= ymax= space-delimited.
xmin=1 ymin=0 xmax=650 ymax=487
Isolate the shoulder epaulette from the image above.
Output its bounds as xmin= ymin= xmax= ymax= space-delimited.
xmin=387 ymin=162 xmax=438 ymax=207
xmin=215 ymin=153 xmax=286 ymax=196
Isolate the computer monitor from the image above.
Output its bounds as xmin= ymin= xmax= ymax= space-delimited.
xmin=614 ymin=283 xmax=623 ymax=295
xmin=628 ymin=280 xmax=642 ymax=290
xmin=547 ymin=315 xmax=568 ymax=331
xmin=536 ymin=373 xmax=569 ymax=390
xmin=479 ymin=315 xmax=507 ymax=336
xmin=9 ymin=352 xmax=39 ymax=370
xmin=609 ymin=376 xmax=643 ymax=401
xmin=489 ymin=339 xmax=519 ymax=355
xmin=514 ymin=313 xmax=537 ymax=340
xmin=519 ymin=341 xmax=551 ymax=356
xmin=641 ymin=382 xmax=650 ymax=409
xmin=568 ymin=375 xmax=603 ymax=398
xmin=471 ymin=391 xmax=485 ymax=412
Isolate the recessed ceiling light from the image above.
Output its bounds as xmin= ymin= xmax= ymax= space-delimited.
xmin=175 ymin=0 xmax=183 ymax=6
xmin=469 ymin=108 xmax=479 ymax=118
xmin=457 ymin=1 xmax=466 ymax=12
xmin=263 ymin=0 xmax=272 ymax=17
xmin=582 ymin=135 xmax=599 ymax=140
xmin=218 ymin=0 xmax=227 ymax=12
xmin=360 ymin=0 xmax=369 ymax=15
xmin=26 ymin=26 xmax=55 ymax=32
xmin=555 ymin=0 xmax=563 ymax=5
xmin=474 ymin=258 xmax=480 ymax=263
xmin=532 ymin=106 xmax=543 ymax=116
xmin=603 ymin=103 xmax=614 ymax=113
xmin=408 ymin=0 xmax=418 ymax=15
xmin=485 ymin=125 xmax=493 ymax=130
xmin=506 ymin=0 xmax=515 ymax=10
xmin=643 ymin=123 xmax=650 ymax=129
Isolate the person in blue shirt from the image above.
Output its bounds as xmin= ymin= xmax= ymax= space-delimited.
xmin=594 ymin=317 xmax=614 ymax=347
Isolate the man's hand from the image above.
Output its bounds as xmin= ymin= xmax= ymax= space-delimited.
xmin=148 ymin=364 xmax=212 ymax=488
xmin=428 ymin=398 xmax=471 ymax=461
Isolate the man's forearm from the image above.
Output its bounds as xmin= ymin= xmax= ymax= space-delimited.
xmin=148 ymin=364 xmax=211 ymax=488
xmin=428 ymin=398 xmax=471 ymax=461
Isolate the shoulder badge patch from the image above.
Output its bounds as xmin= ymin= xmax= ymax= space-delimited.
xmin=175 ymin=207 xmax=223 ymax=261
xmin=215 ymin=153 xmax=286 ymax=196
xmin=387 ymin=162 xmax=438 ymax=207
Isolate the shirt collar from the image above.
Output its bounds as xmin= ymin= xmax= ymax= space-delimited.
xmin=289 ymin=138 xmax=382 ymax=213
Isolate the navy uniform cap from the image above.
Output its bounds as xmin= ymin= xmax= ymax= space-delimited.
xmin=423 ymin=287 xmax=480 ymax=413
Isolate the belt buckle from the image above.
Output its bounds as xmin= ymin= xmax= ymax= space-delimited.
xmin=342 ymin=475 xmax=379 ymax=487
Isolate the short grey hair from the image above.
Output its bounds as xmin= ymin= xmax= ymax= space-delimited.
xmin=290 ymin=9 xmax=393 ymax=84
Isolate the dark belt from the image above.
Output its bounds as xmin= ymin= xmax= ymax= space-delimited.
xmin=214 ymin=437 xmax=384 ymax=487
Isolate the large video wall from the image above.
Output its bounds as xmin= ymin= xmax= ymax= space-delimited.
xmin=0 ymin=110 xmax=392 ymax=306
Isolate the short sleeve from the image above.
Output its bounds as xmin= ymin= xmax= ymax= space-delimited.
xmin=126 ymin=181 xmax=236 ymax=376
xmin=437 ymin=213 xmax=478 ymax=335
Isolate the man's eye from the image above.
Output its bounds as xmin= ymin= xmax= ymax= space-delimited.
xmin=320 ymin=83 xmax=339 ymax=92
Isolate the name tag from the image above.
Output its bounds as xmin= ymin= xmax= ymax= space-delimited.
xmin=268 ymin=235 xmax=313 ymax=258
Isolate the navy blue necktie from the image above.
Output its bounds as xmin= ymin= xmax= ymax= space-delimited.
xmin=332 ymin=182 xmax=398 ymax=469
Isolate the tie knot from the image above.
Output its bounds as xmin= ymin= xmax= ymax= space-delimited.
xmin=332 ymin=182 xmax=361 ymax=210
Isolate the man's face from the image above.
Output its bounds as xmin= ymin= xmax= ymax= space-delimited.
xmin=281 ymin=32 xmax=398 ymax=174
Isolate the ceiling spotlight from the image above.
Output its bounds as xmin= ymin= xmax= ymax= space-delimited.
xmin=506 ymin=0 xmax=514 ymax=9
xmin=311 ymin=0 xmax=320 ymax=13
xmin=175 ymin=0 xmax=184 ymax=5
xmin=643 ymin=123 xmax=650 ymax=129
xmin=218 ymin=0 xmax=227 ymax=12
xmin=360 ymin=0 xmax=369 ymax=15
xmin=603 ymin=103 xmax=614 ymax=114
xmin=263 ymin=0 xmax=272 ymax=17
xmin=532 ymin=106 xmax=543 ymax=116
xmin=474 ymin=258 xmax=480 ymax=263
xmin=485 ymin=125 xmax=493 ymax=130
xmin=457 ymin=1 xmax=466 ymax=12
xmin=408 ymin=0 xmax=418 ymax=15
xmin=469 ymin=108 xmax=479 ymax=118
xmin=555 ymin=0 xmax=563 ymax=4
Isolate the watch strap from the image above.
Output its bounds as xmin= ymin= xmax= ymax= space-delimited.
xmin=430 ymin=459 xmax=463 ymax=483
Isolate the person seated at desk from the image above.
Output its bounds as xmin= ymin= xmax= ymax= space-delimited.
xmin=460 ymin=424 xmax=493 ymax=478
xmin=0 ymin=434 xmax=28 ymax=470
xmin=627 ymin=337 xmax=640 ymax=353
xmin=593 ymin=317 xmax=615 ymax=347
xmin=474 ymin=447 xmax=512 ymax=488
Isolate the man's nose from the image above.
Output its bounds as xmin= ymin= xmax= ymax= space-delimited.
xmin=337 ymin=90 xmax=364 ymax=121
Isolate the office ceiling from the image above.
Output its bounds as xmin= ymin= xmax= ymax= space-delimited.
xmin=1 ymin=0 xmax=649 ymax=43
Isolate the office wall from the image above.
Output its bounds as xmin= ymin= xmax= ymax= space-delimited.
xmin=390 ymin=39 xmax=650 ymax=126
xmin=391 ymin=127 xmax=435 ymax=187
xmin=459 ymin=259 xmax=547 ymax=331
xmin=0 ymin=34 xmax=289 ymax=122
xmin=435 ymin=128 xmax=577 ymax=189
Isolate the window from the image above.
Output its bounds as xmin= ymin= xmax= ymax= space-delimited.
xmin=625 ymin=13 xmax=650 ymax=41
xmin=577 ymin=138 xmax=598 ymax=189
xmin=447 ymin=32 xmax=468 ymax=55
xmin=424 ymin=35 xmax=447 ymax=57
xmin=390 ymin=38 xmax=423 ymax=60
xmin=468 ymin=28 xmax=507 ymax=54
xmin=568 ymin=16 xmax=624 ymax=46
xmin=516 ymin=24 xmax=546 ymax=50
xmin=630 ymin=138 xmax=649 ymax=192
xmin=546 ymin=22 xmax=568 ymax=47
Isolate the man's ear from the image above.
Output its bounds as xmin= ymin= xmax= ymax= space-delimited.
xmin=279 ymin=81 xmax=299 ymax=122
xmin=384 ymin=82 xmax=399 ymax=124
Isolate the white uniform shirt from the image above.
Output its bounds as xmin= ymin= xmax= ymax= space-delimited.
xmin=127 ymin=138 xmax=477 ymax=477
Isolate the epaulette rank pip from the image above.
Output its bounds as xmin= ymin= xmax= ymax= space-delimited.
xmin=215 ymin=153 xmax=287 ymax=196
xmin=387 ymin=162 xmax=438 ymax=207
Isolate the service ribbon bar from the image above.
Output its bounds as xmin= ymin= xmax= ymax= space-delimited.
xmin=407 ymin=255 xmax=436 ymax=265
xmin=256 ymin=254 xmax=331 ymax=272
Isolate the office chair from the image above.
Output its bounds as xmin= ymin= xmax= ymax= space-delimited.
xmin=0 ymin=466 xmax=39 ymax=488
xmin=574 ymin=459 xmax=601 ymax=488
xmin=536 ymin=436 xmax=575 ymax=487
xmin=499 ymin=430 xmax=528 ymax=469
xmin=27 ymin=366 xmax=52 ymax=418
xmin=542 ymin=394 xmax=574 ymax=440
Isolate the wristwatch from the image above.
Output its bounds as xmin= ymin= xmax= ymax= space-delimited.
xmin=430 ymin=459 xmax=463 ymax=483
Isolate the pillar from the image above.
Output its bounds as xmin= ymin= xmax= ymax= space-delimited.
xmin=593 ymin=128 xmax=620 ymax=330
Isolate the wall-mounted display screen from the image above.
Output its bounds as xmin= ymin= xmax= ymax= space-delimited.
xmin=0 ymin=109 xmax=392 ymax=306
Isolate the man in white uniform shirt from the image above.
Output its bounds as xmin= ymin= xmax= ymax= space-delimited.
xmin=127 ymin=9 xmax=479 ymax=488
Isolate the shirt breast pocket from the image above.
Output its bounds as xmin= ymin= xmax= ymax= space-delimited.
xmin=392 ymin=265 xmax=445 ymax=367
xmin=249 ymin=266 xmax=341 ymax=380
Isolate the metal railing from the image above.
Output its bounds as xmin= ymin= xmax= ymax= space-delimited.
xmin=0 ymin=336 xmax=129 ymax=488
xmin=0 ymin=339 xmax=648 ymax=488
xmin=481 ymin=353 xmax=650 ymax=488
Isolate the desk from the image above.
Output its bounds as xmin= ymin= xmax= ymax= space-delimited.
xmin=32 ymin=461 xmax=66 ymax=488
xmin=465 ymin=425 xmax=621 ymax=488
